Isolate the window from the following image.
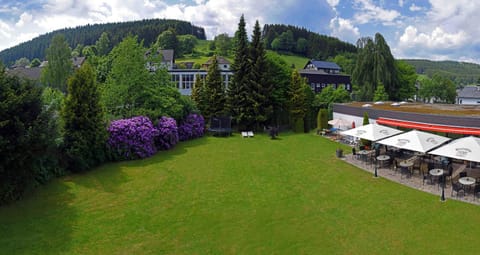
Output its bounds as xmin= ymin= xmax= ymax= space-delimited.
xmin=171 ymin=74 xmax=180 ymax=89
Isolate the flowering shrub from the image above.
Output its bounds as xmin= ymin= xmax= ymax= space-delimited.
xmin=155 ymin=116 xmax=179 ymax=150
xmin=178 ymin=113 xmax=205 ymax=141
xmin=107 ymin=116 xmax=158 ymax=160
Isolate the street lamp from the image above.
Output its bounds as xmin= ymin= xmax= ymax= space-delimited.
xmin=374 ymin=159 xmax=378 ymax=178
xmin=440 ymin=175 xmax=446 ymax=202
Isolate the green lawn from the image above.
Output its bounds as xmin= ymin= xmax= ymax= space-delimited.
xmin=1 ymin=133 xmax=479 ymax=254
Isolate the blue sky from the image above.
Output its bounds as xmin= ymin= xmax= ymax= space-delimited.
xmin=0 ymin=0 xmax=479 ymax=63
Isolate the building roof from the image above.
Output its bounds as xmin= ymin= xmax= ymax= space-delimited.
xmin=6 ymin=67 xmax=42 ymax=80
xmin=72 ymin=56 xmax=85 ymax=67
xmin=159 ymin=49 xmax=174 ymax=62
xmin=205 ymin=56 xmax=230 ymax=65
xmin=298 ymin=69 xmax=349 ymax=76
xmin=457 ymin=86 xmax=480 ymax=99
xmin=304 ymin=60 xmax=341 ymax=70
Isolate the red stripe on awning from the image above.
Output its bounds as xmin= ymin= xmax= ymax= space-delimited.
xmin=376 ymin=118 xmax=480 ymax=135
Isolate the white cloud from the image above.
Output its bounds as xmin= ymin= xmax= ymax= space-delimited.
xmin=0 ymin=20 xmax=13 ymax=39
xmin=398 ymin=0 xmax=404 ymax=7
xmin=399 ymin=25 xmax=468 ymax=49
xmin=329 ymin=16 xmax=360 ymax=43
xmin=326 ymin=0 xmax=340 ymax=8
xmin=409 ymin=4 xmax=422 ymax=12
xmin=15 ymin=12 xmax=33 ymax=27
xmin=353 ymin=0 xmax=401 ymax=25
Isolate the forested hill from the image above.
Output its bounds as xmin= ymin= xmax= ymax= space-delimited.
xmin=262 ymin=24 xmax=357 ymax=60
xmin=403 ymin=59 xmax=480 ymax=85
xmin=0 ymin=19 xmax=206 ymax=65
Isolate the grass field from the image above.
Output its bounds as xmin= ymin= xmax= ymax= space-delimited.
xmin=1 ymin=133 xmax=479 ymax=254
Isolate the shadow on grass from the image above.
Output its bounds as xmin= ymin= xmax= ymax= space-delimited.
xmin=0 ymin=181 xmax=76 ymax=253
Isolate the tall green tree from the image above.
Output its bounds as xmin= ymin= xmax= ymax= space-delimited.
xmin=249 ymin=20 xmax=272 ymax=128
xmin=95 ymin=32 xmax=110 ymax=56
xmin=102 ymin=35 xmax=183 ymax=120
xmin=204 ymin=56 xmax=226 ymax=120
xmin=289 ymin=69 xmax=308 ymax=132
xmin=0 ymin=67 xmax=59 ymax=204
xmin=214 ymin=33 xmax=232 ymax=56
xmin=41 ymin=34 xmax=73 ymax=92
xmin=191 ymin=75 xmax=207 ymax=115
xmin=227 ymin=14 xmax=251 ymax=129
xmin=178 ymin=34 xmax=197 ymax=55
xmin=373 ymin=83 xmax=389 ymax=101
xmin=61 ymin=63 xmax=106 ymax=172
xmin=156 ymin=29 xmax=179 ymax=57
xmin=396 ymin=60 xmax=418 ymax=100
xmin=265 ymin=51 xmax=291 ymax=126
xmin=352 ymin=33 xmax=398 ymax=101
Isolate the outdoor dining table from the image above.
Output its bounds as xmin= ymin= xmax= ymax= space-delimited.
xmin=429 ymin=168 xmax=444 ymax=186
xmin=376 ymin=155 xmax=390 ymax=168
xmin=459 ymin=176 xmax=476 ymax=193
xmin=399 ymin=161 xmax=413 ymax=168
xmin=357 ymin=150 xmax=372 ymax=162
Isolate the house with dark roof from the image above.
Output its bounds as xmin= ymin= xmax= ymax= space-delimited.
xmin=6 ymin=67 xmax=42 ymax=82
xmin=299 ymin=60 xmax=351 ymax=94
xmin=304 ymin=60 xmax=341 ymax=74
xmin=457 ymin=85 xmax=480 ymax=104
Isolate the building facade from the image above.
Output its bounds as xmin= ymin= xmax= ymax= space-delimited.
xmin=299 ymin=60 xmax=351 ymax=94
xmin=456 ymin=86 xmax=480 ymax=105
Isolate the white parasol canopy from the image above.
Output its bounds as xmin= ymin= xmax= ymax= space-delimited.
xmin=377 ymin=130 xmax=451 ymax=153
xmin=429 ymin=136 xmax=480 ymax=163
xmin=328 ymin=118 xmax=351 ymax=129
xmin=340 ymin=123 xmax=403 ymax=142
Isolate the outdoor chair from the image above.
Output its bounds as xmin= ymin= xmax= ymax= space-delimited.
xmin=474 ymin=184 xmax=480 ymax=201
xmin=400 ymin=165 xmax=411 ymax=179
xmin=241 ymin=131 xmax=248 ymax=138
xmin=451 ymin=181 xmax=465 ymax=198
xmin=247 ymin=131 xmax=254 ymax=137
xmin=443 ymin=164 xmax=453 ymax=186
xmin=421 ymin=163 xmax=432 ymax=185
xmin=459 ymin=172 xmax=467 ymax=178
xmin=391 ymin=159 xmax=398 ymax=173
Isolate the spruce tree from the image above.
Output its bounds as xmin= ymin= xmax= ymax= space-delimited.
xmin=289 ymin=70 xmax=308 ymax=132
xmin=249 ymin=20 xmax=273 ymax=129
xmin=227 ymin=14 xmax=251 ymax=129
xmin=192 ymin=75 xmax=207 ymax=115
xmin=204 ymin=56 xmax=226 ymax=120
xmin=62 ymin=63 xmax=106 ymax=172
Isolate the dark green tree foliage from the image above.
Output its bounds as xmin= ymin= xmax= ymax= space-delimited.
xmin=204 ymin=56 xmax=226 ymax=120
xmin=265 ymin=51 xmax=291 ymax=126
xmin=62 ymin=63 xmax=106 ymax=172
xmin=30 ymin=58 xmax=41 ymax=67
xmin=317 ymin=108 xmax=329 ymax=131
xmin=41 ymin=34 xmax=73 ymax=92
xmin=262 ymin=24 xmax=357 ymax=59
xmin=227 ymin=15 xmax=251 ymax=128
xmin=156 ymin=29 xmax=179 ymax=57
xmin=0 ymin=67 xmax=59 ymax=204
xmin=418 ymin=74 xmax=456 ymax=103
xmin=352 ymin=33 xmax=398 ymax=101
xmin=405 ymin=59 xmax=480 ymax=85
xmin=213 ymin=33 xmax=232 ymax=56
xmin=249 ymin=20 xmax=273 ymax=128
xmin=289 ymin=69 xmax=308 ymax=132
xmin=178 ymin=35 xmax=198 ymax=55
xmin=95 ymin=32 xmax=111 ymax=56
xmin=0 ymin=19 xmax=206 ymax=65
xmin=271 ymin=30 xmax=295 ymax=51
xmin=14 ymin=57 xmax=30 ymax=67
xmin=191 ymin=75 xmax=207 ymax=114
xmin=373 ymin=83 xmax=389 ymax=102
xmin=103 ymin=35 xmax=183 ymax=120
xmin=303 ymin=84 xmax=316 ymax=132
xmin=396 ymin=60 xmax=417 ymax=100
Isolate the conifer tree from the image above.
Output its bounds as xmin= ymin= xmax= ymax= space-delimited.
xmin=249 ymin=20 xmax=272 ymax=129
xmin=227 ymin=14 xmax=251 ymax=129
xmin=204 ymin=56 xmax=226 ymax=120
xmin=62 ymin=63 xmax=106 ymax=172
xmin=289 ymin=69 xmax=308 ymax=132
xmin=191 ymin=74 xmax=207 ymax=115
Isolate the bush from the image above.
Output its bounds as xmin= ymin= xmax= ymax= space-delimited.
xmin=107 ymin=116 xmax=158 ymax=160
xmin=155 ymin=116 xmax=179 ymax=150
xmin=178 ymin=113 xmax=205 ymax=141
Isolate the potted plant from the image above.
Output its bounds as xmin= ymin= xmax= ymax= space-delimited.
xmin=336 ymin=148 xmax=343 ymax=158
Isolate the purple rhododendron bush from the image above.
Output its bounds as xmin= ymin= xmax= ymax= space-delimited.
xmin=178 ymin=113 xmax=205 ymax=141
xmin=155 ymin=116 xmax=179 ymax=150
xmin=107 ymin=116 xmax=158 ymax=160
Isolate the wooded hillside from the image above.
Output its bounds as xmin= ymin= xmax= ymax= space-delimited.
xmin=403 ymin=59 xmax=480 ymax=85
xmin=262 ymin=24 xmax=357 ymax=60
xmin=0 ymin=19 xmax=206 ymax=65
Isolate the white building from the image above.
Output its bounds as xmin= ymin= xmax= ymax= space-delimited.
xmin=457 ymin=86 xmax=480 ymax=105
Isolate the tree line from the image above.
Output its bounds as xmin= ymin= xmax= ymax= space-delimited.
xmin=0 ymin=19 xmax=206 ymax=65
xmin=262 ymin=24 xmax=357 ymax=60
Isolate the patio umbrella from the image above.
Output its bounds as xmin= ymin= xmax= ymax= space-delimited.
xmin=340 ymin=123 xmax=403 ymax=142
xmin=328 ymin=118 xmax=351 ymax=129
xmin=429 ymin=136 xmax=480 ymax=163
xmin=376 ymin=130 xmax=451 ymax=153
